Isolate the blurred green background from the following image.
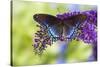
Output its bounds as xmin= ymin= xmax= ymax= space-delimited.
xmin=12 ymin=1 xmax=96 ymax=66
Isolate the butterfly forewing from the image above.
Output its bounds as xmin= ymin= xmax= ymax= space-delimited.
xmin=33 ymin=14 xmax=63 ymax=38
xmin=63 ymin=14 xmax=87 ymax=27
xmin=33 ymin=14 xmax=61 ymax=27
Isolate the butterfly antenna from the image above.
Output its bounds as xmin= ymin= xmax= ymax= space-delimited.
xmin=57 ymin=7 xmax=61 ymax=14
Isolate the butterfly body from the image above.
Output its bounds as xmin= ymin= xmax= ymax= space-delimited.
xmin=33 ymin=13 xmax=87 ymax=41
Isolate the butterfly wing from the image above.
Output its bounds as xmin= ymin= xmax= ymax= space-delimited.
xmin=33 ymin=14 xmax=63 ymax=37
xmin=33 ymin=14 xmax=61 ymax=27
xmin=63 ymin=14 xmax=87 ymax=39
xmin=64 ymin=14 xmax=87 ymax=27
xmin=33 ymin=14 xmax=87 ymax=40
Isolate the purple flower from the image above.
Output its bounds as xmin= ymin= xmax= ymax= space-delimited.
xmin=77 ymin=10 xmax=97 ymax=44
xmin=56 ymin=10 xmax=97 ymax=44
xmin=56 ymin=10 xmax=97 ymax=62
xmin=32 ymin=25 xmax=52 ymax=55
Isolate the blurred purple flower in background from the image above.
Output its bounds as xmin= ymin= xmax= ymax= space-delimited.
xmin=67 ymin=4 xmax=80 ymax=12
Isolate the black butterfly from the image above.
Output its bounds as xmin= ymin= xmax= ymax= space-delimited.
xmin=33 ymin=13 xmax=87 ymax=41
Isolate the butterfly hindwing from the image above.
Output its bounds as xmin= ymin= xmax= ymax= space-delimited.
xmin=48 ymin=23 xmax=63 ymax=37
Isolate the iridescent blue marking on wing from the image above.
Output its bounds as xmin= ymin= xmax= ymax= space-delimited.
xmin=48 ymin=24 xmax=63 ymax=37
xmin=64 ymin=21 xmax=81 ymax=39
xmin=66 ymin=27 xmax=76 ymax=38
xmin=63 ymin=14 xmax=87 ymax=39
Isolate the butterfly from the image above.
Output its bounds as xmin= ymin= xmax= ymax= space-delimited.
xmin=33 ymin=13 xmax=87 ymax=41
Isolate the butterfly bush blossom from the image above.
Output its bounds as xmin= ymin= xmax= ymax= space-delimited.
xmin=56 ymin=10 xmax=97 ymax=44
xmin=57 ymin=10 xmax=97 ymax=61
xmin=32 ymin=25 xmax=52 ymax=55
xmin=33 ymin=10 xmax=97 ymax=55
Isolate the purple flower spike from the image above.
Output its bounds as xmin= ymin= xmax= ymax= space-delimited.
xmin=56 ymin=10 xmax=97 ymax=44
xmin=32 ymin=25 xmax=52 ymax=55
xmin=77 ymin=10 xmax=97 ymax=44
xmin=57 ymin=10 xmax=97 ymax=61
